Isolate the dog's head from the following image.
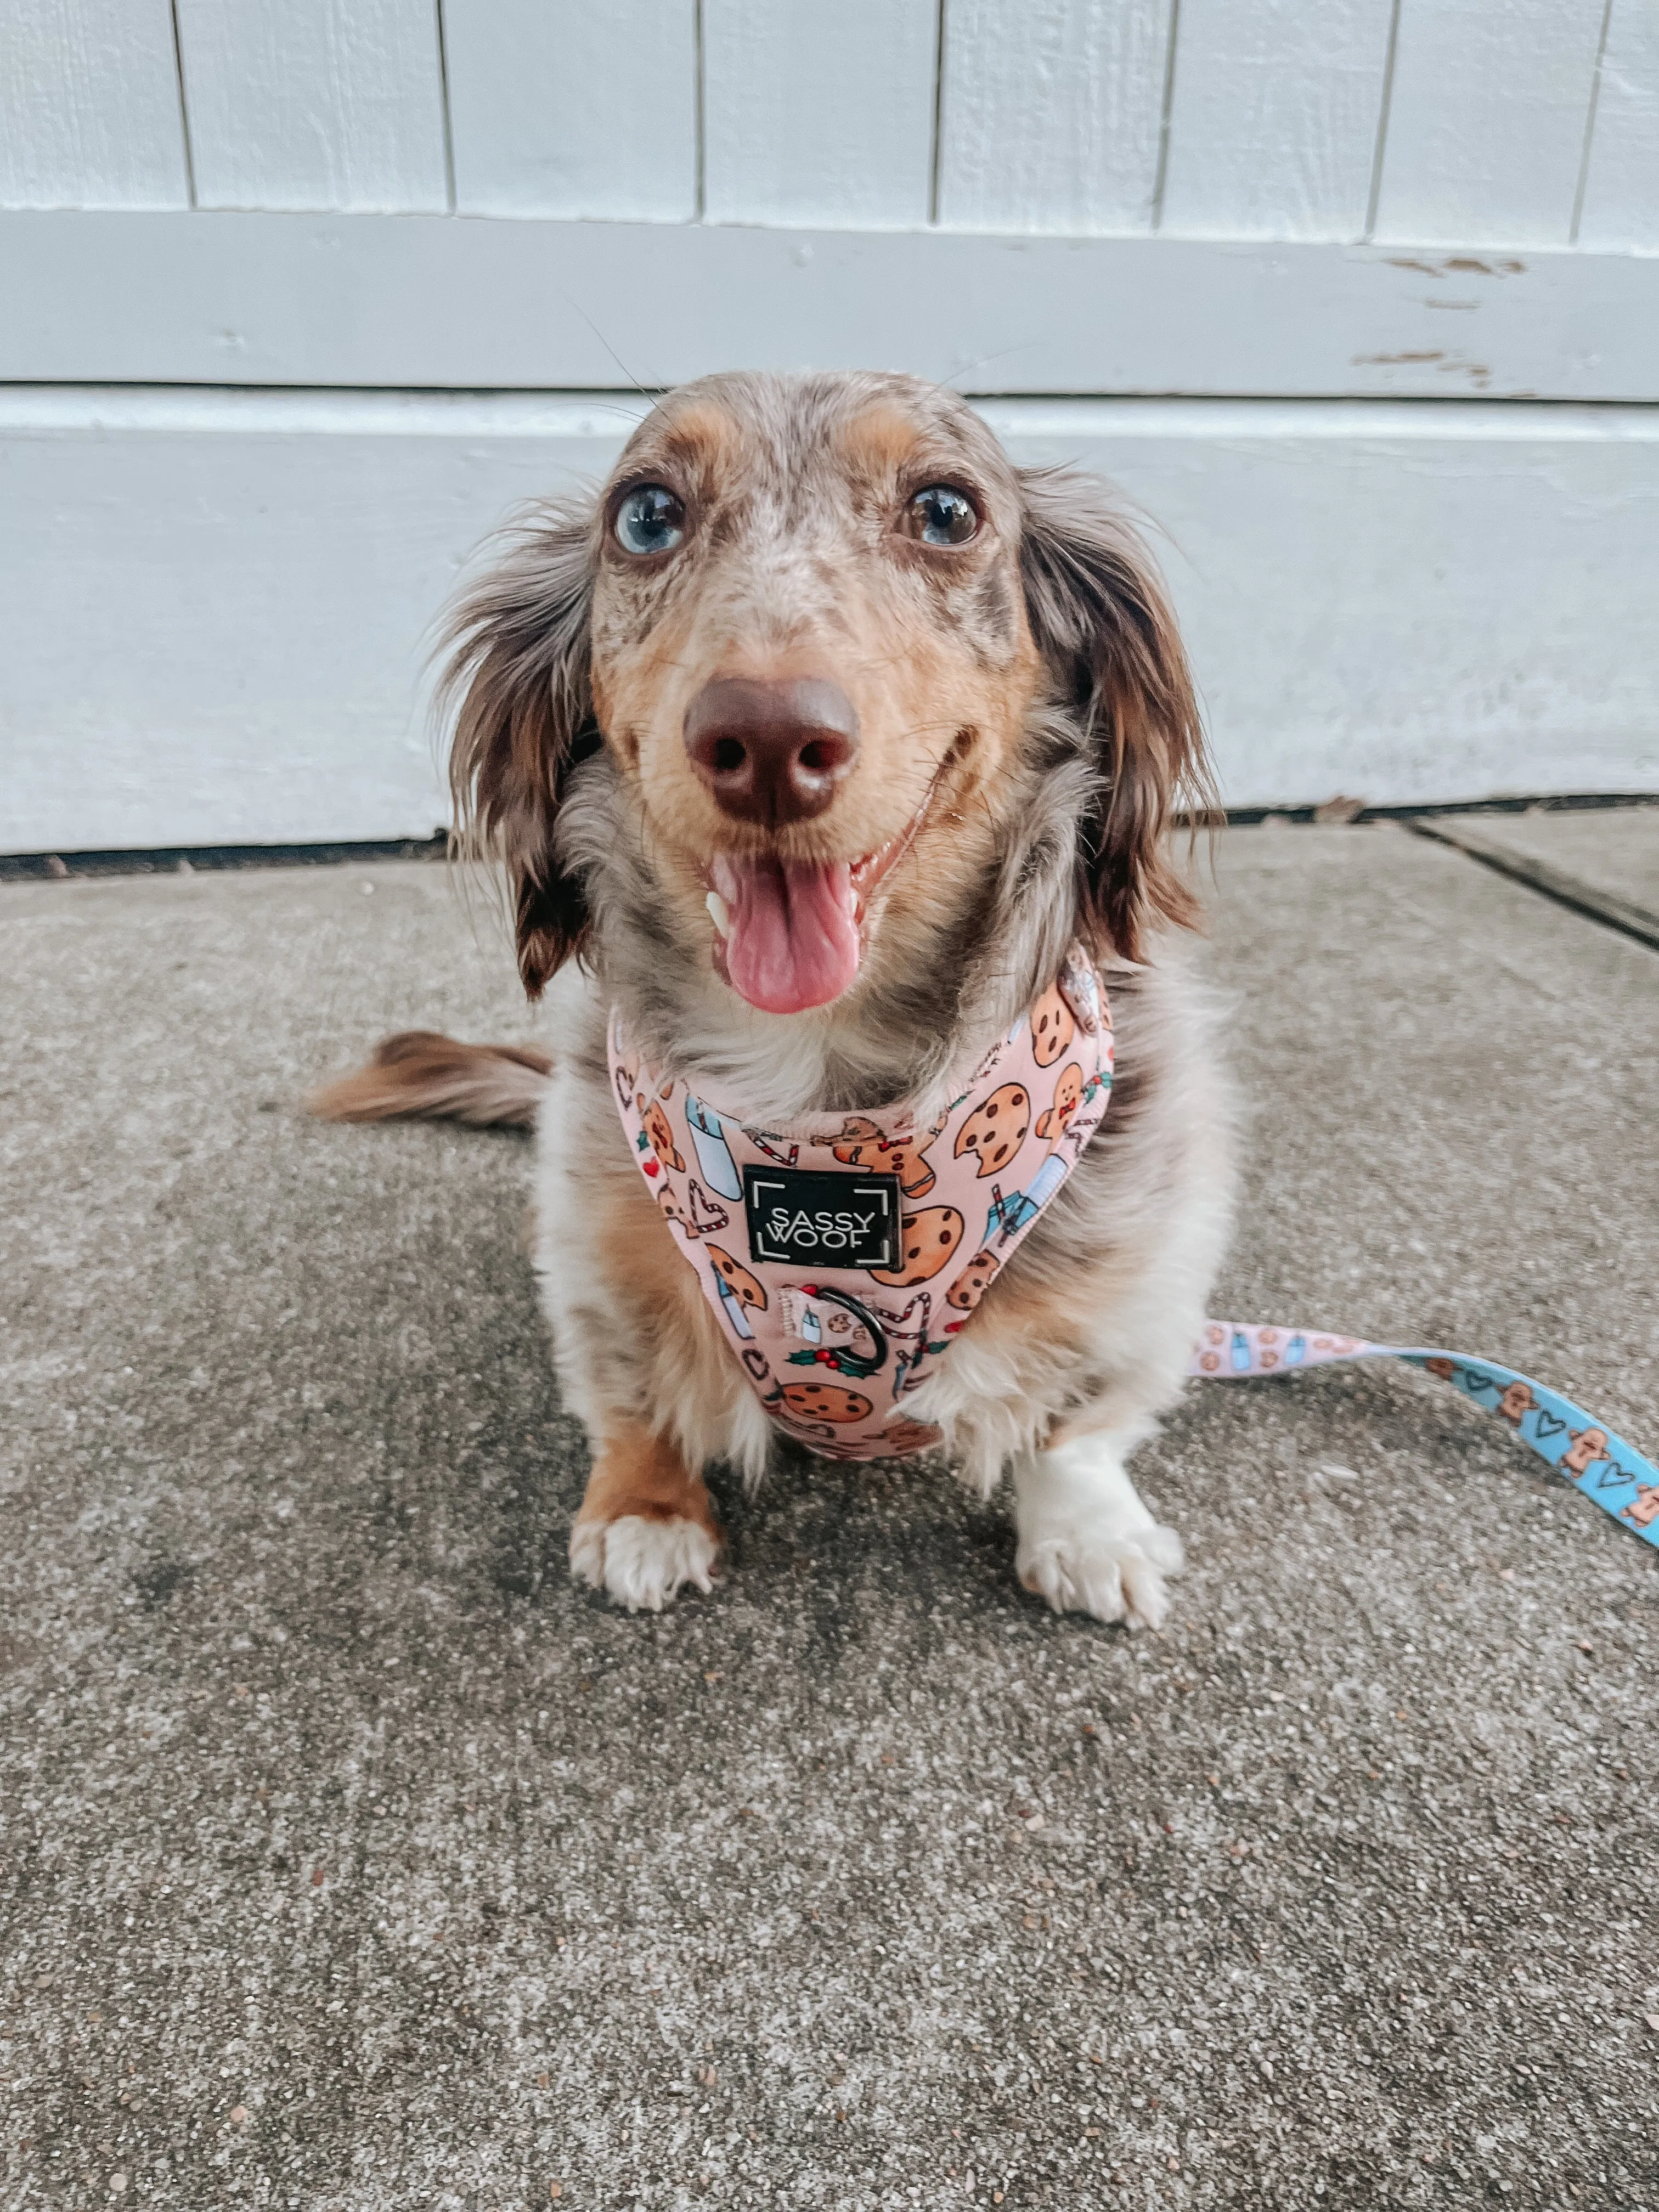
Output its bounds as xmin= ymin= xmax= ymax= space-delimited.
xmin=444 ymin=371 xmax=1209 ymax=1008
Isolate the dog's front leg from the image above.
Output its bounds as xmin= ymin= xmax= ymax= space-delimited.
xmin=568 ymin=1422 xmax=724 ymax=1613
xmin=1012 ymin=1427 xmax=1184 ymax=1629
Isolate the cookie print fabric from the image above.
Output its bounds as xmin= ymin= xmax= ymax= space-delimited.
xmin=608 ymin=947 xmax=1114 ymax=1461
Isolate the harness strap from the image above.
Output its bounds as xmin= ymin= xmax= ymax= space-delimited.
xmin=610 ymin=945 xmax=1115 ymax=1462
xmin=1193 ymin=1322 xmax=1659 ymax=1551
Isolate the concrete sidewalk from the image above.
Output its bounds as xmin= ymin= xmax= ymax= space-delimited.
xmin=2 ymin=823 xmax=1656 ymax=2211
xmin=1442 ymin=803 xmax=1659 ymax=915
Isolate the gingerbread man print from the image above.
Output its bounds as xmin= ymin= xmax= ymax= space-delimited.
xmin=636 ymin=1092 xmax=685 ymax=1176
xmin=1035 ymin=1062 xmax=1084 ymax=1143
xmin=1559 ymin=1425 xmax=1611 ymax=1480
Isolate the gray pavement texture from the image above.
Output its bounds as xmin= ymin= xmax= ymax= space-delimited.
xmin=3 ymin=823 xmax=1658 ymax=2212
xmin=1463 ymin=805 xmax=1659 ymax=918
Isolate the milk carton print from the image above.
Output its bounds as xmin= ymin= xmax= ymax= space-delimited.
xmin=685 ymin=1094 xmax=743 ymax=1200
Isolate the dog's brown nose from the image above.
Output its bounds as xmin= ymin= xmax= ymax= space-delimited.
xmin=683 ymin=676 xmax=859 ymax=825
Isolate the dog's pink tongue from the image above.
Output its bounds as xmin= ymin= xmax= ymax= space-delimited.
xmin=716 ymin=856 xmax=860 ymax=1014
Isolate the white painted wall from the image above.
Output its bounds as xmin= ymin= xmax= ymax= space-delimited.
xmin=2 ymin=1 xmax=1654 ymax=845
xmin=4 ymin=218 xmax=1656 ymax=399
xmin=935 ymin=0 xmax=1173 ymax=234
xmin=702 ymin=0 xmax=938 ymax=228
xmin=173 ymin=0 xmax=449 ymax=213
xmin=1371 ymin=0 xmax=1609 ymax=247
xmin=0 ymin=0 xmax=189 ymax=208
xmin=442 ymin=1 xmax=698 ymax=222
xmin=4 ymin=391 xmax=1655 ymax=855
xmin=1578 ymin=0 xmax=1659 ymax=250
xmin=1158 ymin=0 xmax=1395 ymax=241
xmin=3 ymin=0 xmax=1640 ymax=242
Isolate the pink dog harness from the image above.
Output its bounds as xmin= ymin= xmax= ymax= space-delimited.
xmin=610 ymin=946 xmax=1113 ymax=1460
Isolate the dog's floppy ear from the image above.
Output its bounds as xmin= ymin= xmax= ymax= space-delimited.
xmin=1018 ymin=467 xmax=1215 ymax=963
xmin=441 ymin=495 xmax=602 ymax=997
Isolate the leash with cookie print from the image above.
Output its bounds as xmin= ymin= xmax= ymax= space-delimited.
xmin=1192 ymin=1323 xmax=1659 ymax=1551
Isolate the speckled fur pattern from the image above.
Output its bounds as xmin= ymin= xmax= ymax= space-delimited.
xmin=441 ymin=370 xmax=1235 ymax=1622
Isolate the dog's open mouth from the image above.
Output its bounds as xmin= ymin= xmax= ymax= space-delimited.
xmin=706 ymin=854 xmax=859 ymax=1014
xmin=704 ymin=798 xmax=933 ymax=1017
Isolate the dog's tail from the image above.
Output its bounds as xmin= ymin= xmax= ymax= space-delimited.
xmin=305 ymin=1030 xmax=552 ymax=1129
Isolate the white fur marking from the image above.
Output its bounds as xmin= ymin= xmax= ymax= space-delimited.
xmin=569 ymin=1514 xmax=718 ymax=1613
xmin=1012 ymin=1431 xmax=1184 ymax=1629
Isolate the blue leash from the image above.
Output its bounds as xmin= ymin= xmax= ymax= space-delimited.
xmin=1193 ymin=1323 xmax=1659 ymax=1551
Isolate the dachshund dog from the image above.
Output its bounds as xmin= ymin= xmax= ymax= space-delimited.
xmin=311 ymin=371 xmax=1234 ymax=1625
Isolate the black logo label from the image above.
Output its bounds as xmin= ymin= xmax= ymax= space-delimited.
xmin=742 ymin=1166 xmax=898 ymax=1270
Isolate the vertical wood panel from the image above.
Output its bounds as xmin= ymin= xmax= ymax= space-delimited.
xmin=1373 ymin=0 xmax=1606 ymax=245
xmin=1577 ymin=0 xmax=1659 ymax=249
xmin=1159 ymin=0 xmax=1395 ymax=241
xmin=443 ymin=0 xmax=696 ymax=220
xmin=0 ymin=0 xmax=189 ymax=208
xmin=703 ymin=0 xmax=936 ymax=228
xmin=175 ymin=0 xmax=447 ymax=212
xmin=936 ymin=0 xmax=1172 ymax=235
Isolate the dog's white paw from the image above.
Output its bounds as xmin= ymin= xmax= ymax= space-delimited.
xmin=569 ymin=1514 xmax=719 ymax=1612
xmin=1016 ymin=1520 xmax=1184 ymax=1629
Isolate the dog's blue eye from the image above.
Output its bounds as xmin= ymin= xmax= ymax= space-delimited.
xmin=615 ymin=484 xmax=687 ymax=557
xmin=906 ymin=485 xmax=978 ymax=547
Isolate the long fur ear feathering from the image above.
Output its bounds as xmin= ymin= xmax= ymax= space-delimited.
xmin=1018 ymin=467 xmax=1218 ymax=965
xmin=439 ymin=494 xmax=603 ymax=998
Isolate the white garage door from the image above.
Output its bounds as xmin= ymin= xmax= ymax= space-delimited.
xmin=3 ymin=1 xmax=1657 ymax=849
